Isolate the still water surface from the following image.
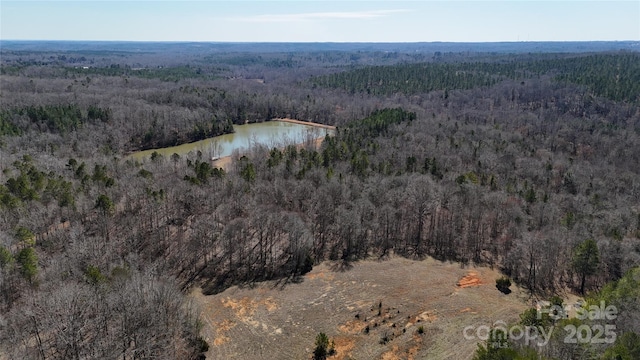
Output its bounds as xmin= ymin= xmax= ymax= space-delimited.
xmin=130 ymin=120 xmax=334 ymax=161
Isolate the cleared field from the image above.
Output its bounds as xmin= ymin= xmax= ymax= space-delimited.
xmin=191 ymin=257 xmax=531 ymax=359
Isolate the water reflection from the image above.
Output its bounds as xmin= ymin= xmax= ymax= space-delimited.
xmin=130 ymin=120 xmax=335 ymax=161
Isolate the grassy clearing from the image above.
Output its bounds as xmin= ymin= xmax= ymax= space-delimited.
xmin=191 ymin=257 xmax=530 ymax=360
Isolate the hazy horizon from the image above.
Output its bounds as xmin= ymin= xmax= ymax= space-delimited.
xmin=2 ymin=39 xmax=639 ymax=44
xmin=2 ymin=1 xmax=639 ymax=43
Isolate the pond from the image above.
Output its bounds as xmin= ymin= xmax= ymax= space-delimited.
xmin=129 ymin=120 xmax=335 ymax=162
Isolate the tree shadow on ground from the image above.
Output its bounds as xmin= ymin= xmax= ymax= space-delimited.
xmin=271 ymin=273 xmax=306 ymax=291
xmin=330 ymin=260 xmax=354 ymax=272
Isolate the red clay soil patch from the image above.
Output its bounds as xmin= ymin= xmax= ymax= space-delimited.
xmin=457 ymin=272 xmax=483 ymax=288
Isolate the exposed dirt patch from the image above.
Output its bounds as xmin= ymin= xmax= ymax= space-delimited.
xmin=191 ymin=256 xmax=529 ymax=359
xmin=381 ymin=345 xmax=403 ymax=360
xmin=305 ymin=271 xmax=335 ymax=281
xmin=330 ymin=336 xmax=356 ymax=360
xmin=406 ymin=310 xmax=437 ymax=328
xmin=459 ymin=307 xmax=476 ymax=314
xmin=275 ymin=118 xmax=337 ymax=130
xmin=457 ymin=272 xmax=483 ymax=288
xmin=210 ymin=155 xmax=232 ymax=170
xmin=407 ymin=338 xmax=422 ymax=360
xmin=339 ymin=319 xmax=368 ymax=335
xmin=212 ymin=319 xmax=235 ymax=346
xmin=221 ymin=296 xmax=278 ymax=320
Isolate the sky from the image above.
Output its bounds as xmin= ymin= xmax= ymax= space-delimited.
xmin=1 ymin=1 xmax=639 ymax=42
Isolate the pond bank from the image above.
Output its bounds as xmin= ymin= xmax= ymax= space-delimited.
xmin=273 ymin=118 xmax=336 ymax=130
xmin=129 ymin=119 xmax=335 ymax=163
xmin=211 ymin=134 xmax=327 ymax=170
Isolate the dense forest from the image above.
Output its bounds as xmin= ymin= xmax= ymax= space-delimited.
xmin=0 ymin=42 xmax=639 ymax=359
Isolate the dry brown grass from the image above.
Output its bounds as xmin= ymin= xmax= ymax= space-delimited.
xmin=191 ymin=256 xmax=530 ymax=359
xmin=331 ymin=336 xmax=356 ymax=360
xmin=221 ymin=296 xmax=278 ymax=320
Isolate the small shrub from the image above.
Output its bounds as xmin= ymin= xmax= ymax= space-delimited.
xmin=85 ymin=265 xmax=105 ymax=285
xmin=313 ymin=332 xmax=334 ymax=360
xmin=550 ymin=295 xmax=563 ymax=307
xmin=138 ymin=168 xmax=153 ymax=178
xmin=496 ymin=276 xmax=512 ymax=294
xmin=195 ymin=336 xmax=209 ymax=353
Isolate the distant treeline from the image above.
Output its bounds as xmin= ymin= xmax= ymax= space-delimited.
xmin=312 ymin=53 xmax=640 ymax=102
xmin=2 ymin=44 xmax=640 ymax=359
xmin=0 ymin=104 xmax=111 ymax=135
xmin=65 ymin=64 xmax=221 ymax=82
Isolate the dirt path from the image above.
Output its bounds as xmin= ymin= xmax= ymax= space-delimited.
xmin=210 ymin=156 xmax=233 ymax=170
xmin=191 ymin=257 xmax=530 ymax=360
xmin=274 ymin=118 xmax=337 ymax=130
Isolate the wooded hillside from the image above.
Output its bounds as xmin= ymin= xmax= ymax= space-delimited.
xmin=1 ymin=43 xmax=639 ymax=359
